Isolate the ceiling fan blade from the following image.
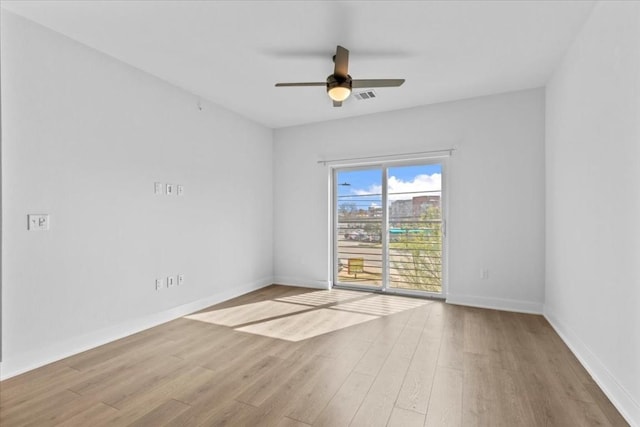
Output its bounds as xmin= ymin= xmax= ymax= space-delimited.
xmin=352 ymin=79 xmax=405 ymax=88
xmin=334 ymin=45 xmax=349 ymax=77
xmin=275 ymin=82 xmax=326 ymax=87
xmin=333 ymin=100 xmax=343 ymax=107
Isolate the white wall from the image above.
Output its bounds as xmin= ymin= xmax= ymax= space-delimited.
xmin=0 ymin=12 xmax=273 ymax=379
xmin=545 ymin=2 xmax=640 ymax=424
xmin=274 ymin=89 xmax=545 ymax=313
xmin=3 ymin=7 xmax=636 ymax=424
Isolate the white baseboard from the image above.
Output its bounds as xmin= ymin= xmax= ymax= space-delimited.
xmin=273 ymin=276 xmax=331 ymax=290
xmin=446 ymin=293 xmax=543 ymax=314
xmin=0 ymin=277 xmax=273 ymax=380
xmin=544 ymin=306 xmax=639 ymax=427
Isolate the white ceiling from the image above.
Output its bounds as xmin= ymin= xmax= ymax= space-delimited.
xmin=2 ymin=0 xmax=595 ymax=128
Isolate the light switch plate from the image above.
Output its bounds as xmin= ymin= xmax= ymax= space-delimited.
xmin=177 ymin=274 xmax=184 ymax=286
xmin=177 ymin=185 xmax=184 ymax=196
xmin=166 ymin=184 xmax=174 ymax=195
xmin=155 ymin=279 xmax=163 ymax=291
xmin=167 ymin=276 xmax=176 ymax=287
xmin=28 ymin=214 xmax=50 ymax=231
xmin=154 ymin=182 xmax=163 ymax=195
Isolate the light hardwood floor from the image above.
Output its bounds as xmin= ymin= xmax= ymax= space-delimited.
xmin=0 ymin=285 xmax=628 ymax=426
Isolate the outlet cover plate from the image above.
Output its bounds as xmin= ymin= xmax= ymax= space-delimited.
xmin=28 ymin=214 xmax=50 ymax=231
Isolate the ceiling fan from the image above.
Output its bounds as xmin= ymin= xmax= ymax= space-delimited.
xmin=275 ymin=45 xmax=405 ymax=107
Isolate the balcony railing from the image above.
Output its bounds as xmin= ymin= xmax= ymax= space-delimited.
xmin=337 ymin=219 xmax=442 ymax=292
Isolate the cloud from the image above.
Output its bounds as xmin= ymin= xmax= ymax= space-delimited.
xmin=353 ymin=173 xmax=441 ymax=201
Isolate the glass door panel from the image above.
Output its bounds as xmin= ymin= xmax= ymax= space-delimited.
xmin=387 ymin=164 xmax=443 ymax=293
xmin=335 ymin=168 xmax=383 ymax=289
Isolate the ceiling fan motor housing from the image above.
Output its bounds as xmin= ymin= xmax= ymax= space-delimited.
xmin=327 ymin=74 xmax=352 ymax=101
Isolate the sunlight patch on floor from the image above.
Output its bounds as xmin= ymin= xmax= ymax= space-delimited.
xmin=184 ymin=289 xmax=430 ymax=341
xmin=275 ymin=289 xmax=364 ymax=306
xmin=331 ymin=294 xmax=429 ymax=316
xmin=184 ymin=300 xmax=309 ymax=327
xmin=234 ymin=308 xmax=377 ymax=342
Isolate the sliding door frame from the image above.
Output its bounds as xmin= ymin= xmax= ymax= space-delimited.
xmin=331 ymin=158 xmax=448 ymax=298
xmin=331 ymin=164 xmax=385 ymax=291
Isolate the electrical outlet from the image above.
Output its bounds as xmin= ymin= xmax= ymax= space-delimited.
xmin=27 ymin=214 xmax=50 ymax=231
xmin=177 ymin=274 xmax=184 ymax=286
xmin=155 ymin=278 xmax=163 ymax=291
xmin=154 ymin=182 xmax=163 ymax=195
xmin=167 ymin=276 xmax=176 ymax=287
xmin=177 ymin=185 xmax=184 ymax=196
xmin=480 ymin=268 xmax=489 ymax=280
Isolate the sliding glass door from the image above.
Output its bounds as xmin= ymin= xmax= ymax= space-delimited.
xmin=335 ymin=167 xmax=384 ymax=289
xmin=387 ymin=164 xmax=443 ymax=293
xmin=334 ymin=162 xmax=445 ymax=296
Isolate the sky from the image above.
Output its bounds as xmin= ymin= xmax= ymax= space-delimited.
xmin=337 ymin=163 xmax=442 ymax=208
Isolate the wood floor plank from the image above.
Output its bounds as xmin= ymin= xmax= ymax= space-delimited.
xmin=396 ymin=341 xmax=439 ymax=413
xmin=0 ymin=366 xmax=82 ymax=409
xmin=23 ymin=394 xmax=100 ymax=427
xmin=387 ymin=406 xmax=425 ymax=427
xmin=110 ymin=365 xmax=218 ymax=422
xmin=352 ymin=319 xmax=407 ymax=377
xmin=104 ymin=357 xmax=193 ymax=408
xmin=165 ymin=397 xmax=257 ymax=427
xmin=584 ymin=383 xmax=630 ymax=427
xmin=182 ymin=353 xmax=287 ymax=407
xmin=313 ymin=371 xmax=375 ymax=427
xmin=437 ymin=304 xmax=465 ymax=370
xmin=68 ymin=321 xmax=201 ymax=373
xmin=0 ymin=389 xmax=80 ymax=426
xmin=543 ymin=396 xmax=614 ymax=427
xmin=277 ymin=417 xmax=311 ymax=427
xmin=65 ymin=331 xmax=164 ymax=372
xmin=350 ymin=326 xmax=416 ymax=427
xmin=126 ymin=399 xmax=191 ymax=427
xmin=387 ymin=407 xmax=425 ymax=427
xmin=424 ymin=366 xmax=463 ymax=427
xmin=395 ymin=321 xmax=441 ymax=414
xmin=284 ymin=352 xmax=358 ymax=424
xmin=66 ymin=341 xmax=183 ymax=396
xmin=0 ymin=363 xmax=79 ymax=393
xmin=234 ymin=356 xmax=336 ymax=426
xmin=70 ymin=354 xmax=187 ymax=405
xmin=197 ymin=331 xmax=274 ymax=372
xmin=174 ymin=328 xmax=254 ymax=367
xmin=53 ymin=402 xmax=120 ymax=427
xmin=528 ymin=332 xmax=597 ymax=404
xmin=233 ymin=351 xmax=306 ymax=407
xmin=0 ymin=285 xmax=626 ymax=427
xmin=462 ymin=352 xmax=540 ymax=426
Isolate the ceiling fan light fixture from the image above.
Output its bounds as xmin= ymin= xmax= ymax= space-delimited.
xmin=274 ymin=45 xmax=404 ymax=107
xmin=327 ymin=74 xmax=352 ymax=102
xmin=328 ymin=85 xmax=351 ymax=102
